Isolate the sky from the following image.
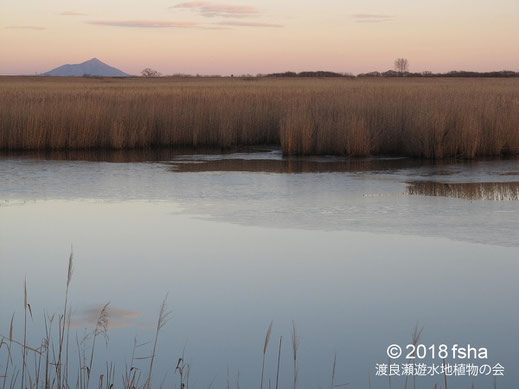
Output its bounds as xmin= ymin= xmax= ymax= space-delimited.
xmin=1 ymin=0 xmax=518 ymax=75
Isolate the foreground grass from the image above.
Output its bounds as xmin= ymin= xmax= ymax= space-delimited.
xmin=0 ymin=252 xmax=498 ymax=389
xmin=0 ymin=253 xmax=319 ymax=389
xmin=0 ymin=77 xmax=518 ymax=158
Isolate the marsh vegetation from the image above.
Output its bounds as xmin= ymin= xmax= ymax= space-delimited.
xmin=0 ymin=254 xmax=339 ymax=389
xmin=1 ymin=77 xmax=518 ymax=159
xmin=1 ymin=251 xmax=508 ymax=389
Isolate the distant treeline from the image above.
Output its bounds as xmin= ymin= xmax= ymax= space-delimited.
xmin=165 ymin=71 xmax=355 ymax=78
xmin=264 ymin=71 xmax=354 ymax=78
xmin=137 ymin=70 xmax=519 ymax=78
xmin=260 ymin=70 xmax=519 ymax=78
xmin=356 ymin=70 xmax=519 ymax=78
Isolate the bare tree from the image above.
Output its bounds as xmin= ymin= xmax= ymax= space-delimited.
xmin=141 ymin=68 xmax=162 ymax=77
xmin=394 ymin=58 xmax=409 ymax=76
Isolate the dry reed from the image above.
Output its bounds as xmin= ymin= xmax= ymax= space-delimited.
xmin=1 ymin=77 xmax=518 ymax=159
xmin=260 ymin=321 xmax=273 ymax=389
xmin=275 ymin=337 xmax=282 ymax=389
xmin=329 ymin=353 xmax=336 ymax=389
xmin=291 ymin=321 xmax=298 ymax=389
xmin=146 ymin=295 xmax=170 ymax=389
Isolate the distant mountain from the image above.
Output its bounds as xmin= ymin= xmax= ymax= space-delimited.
xmin=41 ymin=58 xmax=130 ymax=77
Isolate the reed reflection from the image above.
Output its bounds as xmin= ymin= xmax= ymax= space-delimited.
xmin=406 ymin=181 xmax=519 ymax=200
xmin=169 ymin=157 xmax=426 ymax=173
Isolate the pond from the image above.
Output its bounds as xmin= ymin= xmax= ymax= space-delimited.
xmin=1 ymin=149 xmax=518 ymax=389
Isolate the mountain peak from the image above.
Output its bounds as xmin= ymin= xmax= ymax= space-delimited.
xmin=41 ymin=58 xmax=130 ymax=77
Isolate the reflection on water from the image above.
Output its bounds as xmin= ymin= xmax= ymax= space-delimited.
xmin=1 ymin=155 xmax=518 ymax=247
xmin=169 ymin=156 xmax=425 ymax=173
xmin=6 ymin=148 xmax=518 ymax=175
xmin=70 ymin=305 xmax=143 ymax=330
xmin=0 ymin=147 xmax=274 ymax=163
xmin=407 ymin=181 xmax=519 ymax=200
xmin=1 ymin=152 xmax=519 ymax=388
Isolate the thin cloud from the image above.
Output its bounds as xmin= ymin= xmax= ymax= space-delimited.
xmin=199 ymin=26 xmax=231 ymax=30
xmin=60 ymin=11 xmax=87 ymax=16
xmin=352 ymin=14 xmax=395 ymax=23
xmin=5 ymin=25 xmax=46 ymax=30
xmin=87 ymin=20 xmax=199 ymax=28
xmin=216 ymin=21 xmax=283 ymax=27
xmin=172 ymin=2 xmax=260 ymax=18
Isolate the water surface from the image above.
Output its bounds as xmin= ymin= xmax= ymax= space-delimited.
xmin=1 ymin=150 xmax=518 ymax=388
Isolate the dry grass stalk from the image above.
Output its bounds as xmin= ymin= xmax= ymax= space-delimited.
xmin=57 ymin=250 xmax=73 ymax=389
xmin=260 ymin=321 xmax=273 ymax=389
xmin=291 ymin=322 xmax=298 ymax=389
xmin=146 ymin=294 xmax=170 ymax=389
xmin=330 ymin=353 xmax=336 ymax=389
xmin=86 ymin=303 xmax=110 ymax=389
xmin=275 ymin=337 xmax=282 ymax=389
xmin=21 ymin=279 xmax=29 ymax=389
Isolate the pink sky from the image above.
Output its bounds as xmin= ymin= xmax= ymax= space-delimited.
xmin=1 ymin=0 xmax=518 ymax=75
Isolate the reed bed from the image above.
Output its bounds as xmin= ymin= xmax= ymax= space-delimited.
xmin=1 ymin=77 xmax=518 ymax=159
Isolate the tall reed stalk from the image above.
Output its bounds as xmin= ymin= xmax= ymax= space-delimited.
xmin=260 ymin=321 xmax=273 ymax=389
xmin=57 ymin=250 xmax=73 ymax=389
xmin=146 ymin=294 xmax=170 ymax=389
xmin=275 ymin=337 xmax=282 ymax=389
xmin=291 ymin=322 xmax=298 ymax=389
